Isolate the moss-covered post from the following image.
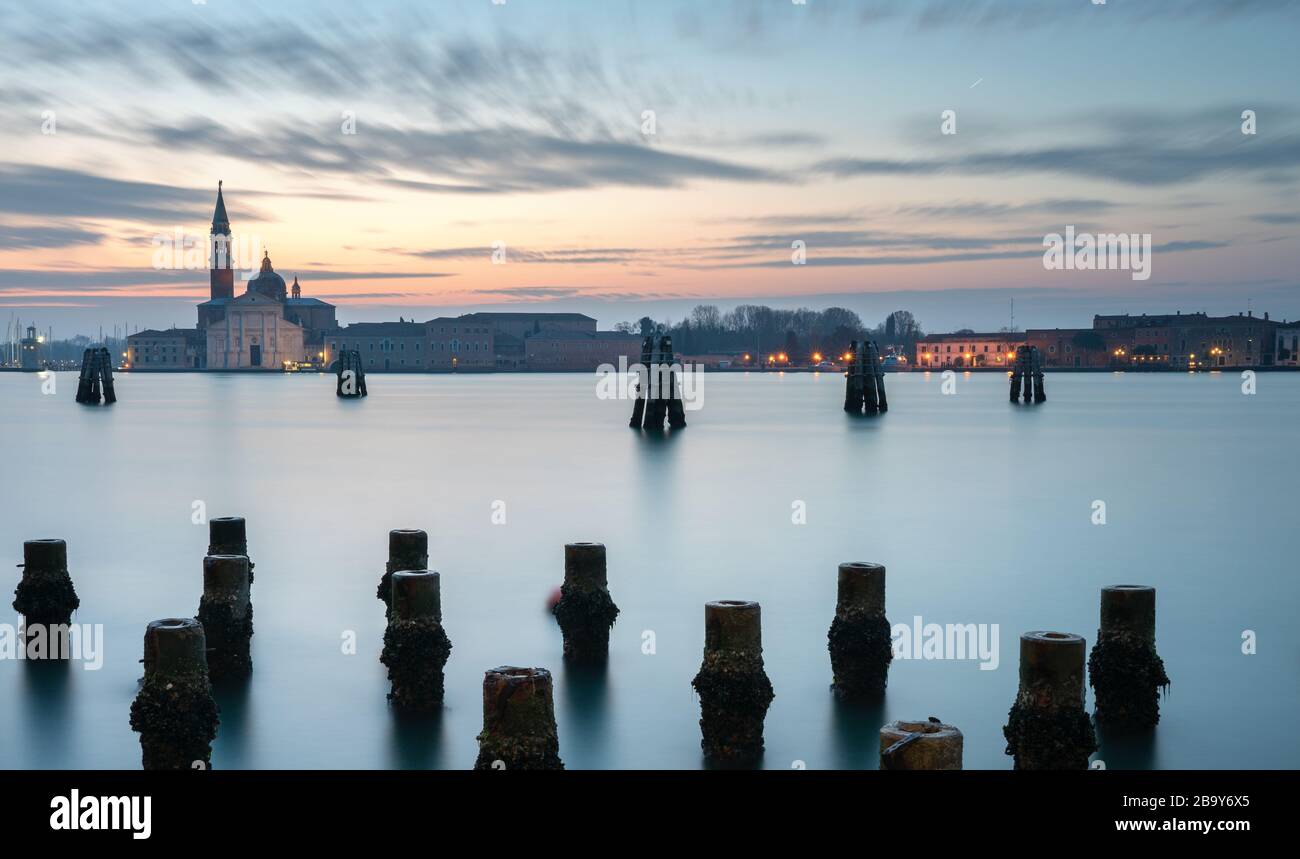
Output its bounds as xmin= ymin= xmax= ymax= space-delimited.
xmin=692 ymin=600 xmax=774 ymax=764
xmin=473 ymin=666 xmax=563 ymax=770
xmin=13 ymin=539 xmax=80 ymax=627
xmin=380 ymin=570 xmax=452 ymax=711
xmin=197 ymin=555 xmax=253 ymax=680
xmin=553 ymin=542 xmax=619 ymax=662
xmin=828 ymin=562 xmax=892 ymax=699
xmin=880 ymin=719 xmax=963 ymax=770
xmin=1088 ymin=585 xmax=1169 ymax=731
xmin=129 ymin=618 xmax=220 ymax=770
xmin=378 ymin=529 xmax=428 ymax=616
xmin=1003 ymin=631 xmax=1097 ymax=770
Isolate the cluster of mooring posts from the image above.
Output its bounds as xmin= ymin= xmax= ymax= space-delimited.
xmin=335 ymin=349 xmax=368 ymax=398
xmin=10 ymin=527 xmax=1172 ymax=770
xmin=1010 ymin=344 xmax=1046 ymax=404
xmin=629 ymin=335 xmax=686 ymax=430
xmin=844 ymin=340 xmax=887 ymax=414
xmin=74 ymin=347 xmax=117 ymax=405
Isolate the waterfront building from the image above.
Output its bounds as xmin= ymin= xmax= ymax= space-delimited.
xmin=522 ymin=330 xmax=642 ymax=371
xmin=125 ymin=328 xmax=206 ymax=369
xmin=915 ymin=332 xmax=1026 ymax=368
xmin=1276 ymin=323 xmax=1300 ymax=367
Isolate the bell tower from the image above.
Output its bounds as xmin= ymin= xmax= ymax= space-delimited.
xmin=209 ymin=181 xmax=234 ymax=301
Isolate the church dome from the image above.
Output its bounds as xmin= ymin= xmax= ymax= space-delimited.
xmin=247 ymin=250 xmax=286 ymax=301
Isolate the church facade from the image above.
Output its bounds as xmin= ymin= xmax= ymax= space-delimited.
xmin=197 ymin=183 xmax=337 ymax=369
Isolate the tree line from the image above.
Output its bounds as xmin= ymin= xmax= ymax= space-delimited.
xmin=613 ymin=305 xmax=924 ymax=361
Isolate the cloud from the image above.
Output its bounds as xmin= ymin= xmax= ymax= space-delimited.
xmin=0 ymin=222 xmax=105 ymax=249
xmin=815 ymin=134 xmax=1300 ymax=187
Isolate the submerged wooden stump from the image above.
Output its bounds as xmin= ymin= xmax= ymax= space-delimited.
xmin=1003 ymin=631 xmax=1096 ymax=770
xmin=474 ymin=666 xmax=563 ymax=770
xmin=553 ymin=542 xmax=619 ymax=662
xmin=12 ymin=539 xmax=80 ymax=627
xmin=129 ymin=618 xmax=220 ymax=770
xmin=828 ymin=562 xmax=892 ymax=699
xmin=197 ymin=554 xmax=253 ymax=680
xmin=692 ymin=600 xmax=774 ymax=764
xmin=380 ymin=570 xmax=452 ymax=711
xmin=880 ymin=719 xmax=963 ymax=770
xmin=1089 ymin=585 xmax=1169 ymax=731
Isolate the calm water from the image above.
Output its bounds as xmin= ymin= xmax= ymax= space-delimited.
xmin=1 ymin=369 xmax=1297 ymax=770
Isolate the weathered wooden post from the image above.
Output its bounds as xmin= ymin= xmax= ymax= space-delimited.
xmin=692 ymin=600 xmax=774 ymax=764
xmin=378 ymin=529 xmax=428 ymax=615
xmin=12 ymin=539 xmax=80 ymax=627
xmin=862 ymin=341 xmax=880 ymax=412
xmin=99 ymin=347 xmax=117 ymax=404
xmin=869 ymin=341 xmax=888 ymax=412
xmin=197 ymin=555 xmax=253 ymax=680
xmin=828 ymin=562 xmax=892 ymax=699
xmin=664 ymin=335 xmax=687 ymax=429
xmin=1009 ymin=346 xmax=1025 ymax=402
xmin=843 ymin=341 xmax=865 ymax=412
xmin=644 ymin=338 xmax=668 ymax=430
xmin=1003 ymin=631 xmax=1097 ymax=769
xmin=880 ymin=718 xmax=963 ymax=770
xmin=75 ymin=349 xmax=94 ymax=403
xmin=473 ymin=666 xmax=563 ymax=770
xmin=1031 ymin=346 xmax=1047 ymax=403
xmin=629 ymin=336 xmax=652 ymax=428
xmin=381 ymin=570 xmax=453 ymax=711
xmin=553 ymin=542 xmax=620 ymax=662
xmin=1088 ymin=586 xmax=1169 ymax=731
xmin=129 ymin=618 xmax=220 ymax=770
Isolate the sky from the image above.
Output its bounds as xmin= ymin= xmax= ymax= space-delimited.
xmin=1 ymin=0 xmax=1298 ymax=337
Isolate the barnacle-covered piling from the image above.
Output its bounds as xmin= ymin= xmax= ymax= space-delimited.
xmin=473 ymin=666 xmax=563 ymax=770
xmin=380 ymin=570 xmax=452 ymax=711
xmin=827 ymin=562 xmax=892 ymax=699
xmin=197 ymin=554 xmax=253 ymax=680
xmin=553 ymin=542 xmax=619 ymax=662
xmin=129 ymin=618 xmax=220 ymax=770
xmin=13 ymin=539 xmax=79 ymax=627
xmin=1003 ymin=631 xmax=1096 ymax=770
xmin=1089 ymin=585 xmax=1169 ymax=731
xmin=691 ymin=600 xmax=774 ymax=764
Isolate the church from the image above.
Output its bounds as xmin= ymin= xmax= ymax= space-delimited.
xmin=198 ymin=183 xmax=338 ymax=369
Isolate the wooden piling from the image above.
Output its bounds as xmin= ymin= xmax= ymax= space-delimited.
xmin=74 ymin=347 xmax=116 ymax=405
xmin=629 ymin=336 xmax=652 ymax=428
xmin=1031 ymin=346 xmax=1047 ymax=402
xmin=336 ymin=349 xmax=368 ymax=397
xmin=665 ymin=335 xmax=687 ymax=428
xmin=691 ymin=600 xmax=774 ymax=764
xmin=880 ymin=719 xmax=963 ymax=770
xmin=845 ymin=341 xmax=886 ymax=414
xmin=827 ymin=562 xmax=892 ymax=699
xmin=553 ymin=542 xmax=620 ymax=662
xmin=1003 ymin=631 xmax=1097 ymax=769
xmin=12 ymin=539 xmax=80 ymax=627
xmin=378 ymin=529 xmax=428 ymax=615
xmin=129 ymin=618 xmax=220 ymax=770
xmin=473 ymin=666 xmax=563 ymax=770
xmin=197 ymin=555 xmax=253 ymax=680
xmin=1088 ymin=586 xmax=1169 ymax=731
xmin=380 ymin=570 xmax=453 ymax=711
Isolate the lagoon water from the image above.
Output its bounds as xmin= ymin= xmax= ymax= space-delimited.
xmin=1 ymin=369 xmax=1297 ymax=770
